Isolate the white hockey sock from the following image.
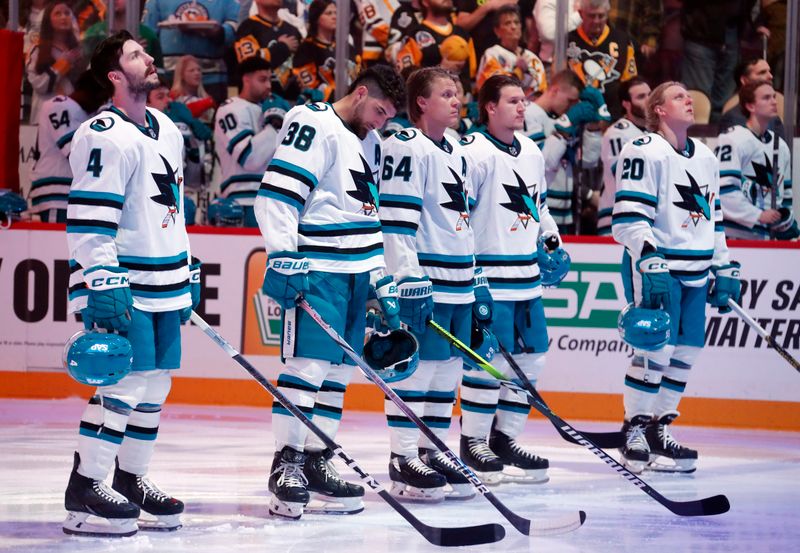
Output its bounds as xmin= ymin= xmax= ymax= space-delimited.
xmin=494 ymin=352 xmax=544 ymax=438
xmin=459 ymin=369 xmax=501 ymax=439
xmin=418 ymin=357 xmax=460 ymax=450
xmin=117 ymin=370 xmax=172 ymax=475
xmin=305 ymin=363 xmax=355 ymax=452
xmin=273 ymin=357 xmax=330 ymax=451
xmin=652 ymin=346 xmax=699 ymax=417
xmin=387 ymin=359 xmax=436 ymax=457
xmin=623 ymin=356 xmax=665 ymax=419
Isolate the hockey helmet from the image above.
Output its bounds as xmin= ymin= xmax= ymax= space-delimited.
xmin=363 ymin=328 xmax=419 ymax=383
xmin=617 ymin=303 xmax=671 ymax=351
xmin=63 ymin=330 xmax=133 ymax=386
xmin=469 ymin=323 xmax=499 ymax=367
xmin=0 ymin=190 xmax=26 ymax=229
xmin=183 ymin=195 xmax=196 ymax=226
xmin=537 ymin=235 xmax=571 ymax=287
xmin=207 ymin=197 xmax=244 ymax=227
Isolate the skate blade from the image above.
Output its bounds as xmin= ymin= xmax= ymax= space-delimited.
xmin=137 ymin=513 xmax=182 ymax=532
xmin=622 ymin=458 xmax=647 ymax=474
xmin=268 ymin=496 xmax=305 ymax=520
xmin=500 ymin=466 xmax=549 ymax=484
xmin=469 ymin=470 xmax=503 ymax=486
xmin=444 ymin=483 xmax=476 ymax=500
xmin=63 ymin=511 xmax=138 ymax=538
xmin=647 ymin=455 xmax=697 ymax=474
xmin=389 ymin=481 xmax=445 ymax=503
xmin=304 ymin=493 xmax=365 ymax=515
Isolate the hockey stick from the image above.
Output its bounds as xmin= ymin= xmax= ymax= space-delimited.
xmin=727 ymin=299 xmax=800 ymax=372
xmin=427 ymin=320 xmax=731 ymax=517
xmin=297 ymin=298 xmax=586 ymax=537
xmin=769 ymin=129 xmax=779 ymax=239
xmin=190 ymin=311 xmax=504 ymax=547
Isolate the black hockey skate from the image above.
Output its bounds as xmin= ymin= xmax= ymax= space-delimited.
xmin=63 ymin=452 xmax=140 ymax=537
xmin=419 ymin=448 xmax=475 ymax=500
xmin=489 ymin=428 xmax=549 ymax=483
xmin=112 ymin=459 xmax=184 ymax=531
xmin=621 ymin=414 xmax=651 ymax=474
xmin=388 ymin=452 xmax=446 ymax=503
xmin=303 ymin=448 xmax=365 ymax=515
xmin=460 ymin=435 xmax=504 ymax=485
xmin=268 ymin=446 xmax=310 ymax=519
xmin=645 ymin=411 xmax=698 ymax=473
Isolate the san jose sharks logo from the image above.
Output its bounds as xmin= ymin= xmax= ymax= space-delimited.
xmin=440 ymin=167 xmax=470 ymax=231
xmin=744 ymin=153 xmax=778 ymax=205
xmin=346 ymin=154 xmax=379 ymax=216
xmin=150 ymin=154 xmax=182 ymax=228
xmin=500 ymin=170 xmax=540 ymax=231
xmin=673 ymin=170 xmax=712 ymax=228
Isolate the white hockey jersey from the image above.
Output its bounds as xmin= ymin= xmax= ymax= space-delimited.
xmin=524 ymin=101 xmax=601 ymax=229
xmin=213 ymin=96 xmax=278 ymax=207
xmin=30 ymin=95 xmax=88 ymax=214
xmin=612 ymin=133 xmax=730 ymax=286
xmin=716 ymin=125 xmax=793 ymax=240
xmin=462 ymin=130 xmax=559 ymax=301
xmin=355 ymin=0 xmax=400 ymax=64
xmin=598 ymin=117 xmax=645 ymax=235
xmin=254 ymin=102 xmax=384 ymax=274
xmin=379 ymin=128 xmax=474 ymax=304
xmin=67 ymin=106 xmax=193 ymax=313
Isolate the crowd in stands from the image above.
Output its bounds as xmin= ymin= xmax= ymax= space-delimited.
xmin=6 ymin=0 xmax=794 ymax=238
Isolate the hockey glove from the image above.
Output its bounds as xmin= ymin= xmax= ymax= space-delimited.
xmin=397 ymin=276 xmax=434 ymax=334
xmin=771 ymin=208 xmax=800 ymax=240
xmin=373 ymin=275 xmax=401 ymax=330
xmin=180 ymin=260 xmax=202 ymax=324
xmin=261 ymin=94 xmax=292 ymax=130
xmin=472 ymin=267 xmax=493 ymax=325
xmin=636 ymin=253 xmax=673 ymax=310
xmin=297 ymin=88 xmax=325 ymax=104
xmin=579 ymin=86 xmax=612 ymax=123
xmin=82 ymin=266 xmax=133 ymax=332
xmin=707 ymin=262 xmax=741 ymax=314
xmin=554 ymin=101 xmax=598 ymax=137
xmin=262 ymin=251 xmax=309 ymax=310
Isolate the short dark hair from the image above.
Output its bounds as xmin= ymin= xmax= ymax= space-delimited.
xmin=348 ymin=64 xmax=408 ymax=113
xmin=550 ymin=70 xmax=585 ymax=93
xmin=406 ymin=66 xmax=458 ymax=123
xmin=307 ymin=0 xmax=335 ymax=38
xmin=238 ymin=56 xmax=272 ymax=77
xmin=619 ymin=77 xmax=648 ymax=104
xmin=493 ymin=4 xmax=521 ymax=28
xmin=739 ymin=79 xmax=772 ymax=118
xmin=734 ymin=58 xmax=764 ymax=87
xmin=478 ymin=74 xmax=523 ymax=125
xmin=90 ymin=30 xmax=134 ymax=96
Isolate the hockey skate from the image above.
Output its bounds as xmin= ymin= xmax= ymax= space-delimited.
xmin=621 ymin=415 xmax=651 ymax=474
xmin=489 ymin=429 xmax=549 ymax=484
xmin=268 ymin=446 xmax=310 ymax=519
xmin=419 ymin=448 xmax=475 ymax=500
xmin=112 ymin=459 xmax=184 ymax=531
xmin=303 ymin=448 xmax=365 ymax=515
xmin=63 ymin=452 xmax=140 ymax=537
xmin=645 ymin=412 xmax=698 ymax=474
xmin=388 ymin=453 xmax=446 ymax=503
xmin=460 ymin=435 xmax=504 ymax=485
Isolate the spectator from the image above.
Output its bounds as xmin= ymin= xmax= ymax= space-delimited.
xmin=234 ymin=0 xmax=302 ymax=99
xmin=680 ymin=0 xmax=753 ymax=123
xmin=387 ymin=0 xmax=422 ymax=65
xmin=26 ymin=2 xmax=86 ymax=122
xmin=477 ymin=5 xmax=547 ymax=99
xmin=534 ymin=0 xmax=582 ymax=67
xmin=19 ymin=0 xmax=50 ymax=122
xmin=756 ymin=0 xmax=786 ymax=91
xmin=170 ymin=55 xmax=216 ymax=122
xmin=609 ymin=0 xmax=663 ymax=62
xmin=566 ymin=0 xmax=638 ymax=120
xmin=83 ymin=0 xmax=163 ymax=69
xmin=356 ymin=0 xmax=402 ymax=67
xmin=142 ymin=0 xmax=240 ymax=103
xmin=719 ymin=58 xmax=785 ymax=139
xmin=455 ymin=0 xmax=531 ymax=60
xmin=72 ymin=0 xmax=106 ymax=34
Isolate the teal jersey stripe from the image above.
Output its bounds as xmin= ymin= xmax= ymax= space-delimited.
xmin=305 ymin=248 xmax=384 ymax=262
xmin=69 ymin=190 xmax=126 ymax=203
xmin=720 ymin=170 xmax=742 ymax=178
xmin=66 ymin=225 xmax=117 ymax=237
xmin=299 ymin=221 xmax=381 ymax=233
xmin=257 ymin=188 xmax=304 ymax=211
xmin=269 ymin=158 xmax=319 ymax=188
xmin=476 ymin=253 xmax=537 ymax=263
xmin=615 ymin=190 xmax=657 ymax=203
xmin=380 ymin=193 xmax=422 ymax=207
xmin=226 ymin=129 xmax=254 ymax=154
xmin=118 ymin=252 xmax=188 ymax=266
xmin=382 ymin=225 xmax=416 ymax=236
xmin=418 ymin=252 xmax=474 ymax=264
xmin=658 ymin=247 xmax=714 ymax=257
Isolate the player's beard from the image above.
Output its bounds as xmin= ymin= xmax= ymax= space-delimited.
xmin=350 ymin=103 xmax=370 ymax=140
xmin=125 ymin=69 xmax=159 ymax=98
xmin=631 ymin=103 xmax=646 ymax=120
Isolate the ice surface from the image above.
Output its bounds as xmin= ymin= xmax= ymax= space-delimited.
xmin=1 ymin=398 xmax=798 ymax=553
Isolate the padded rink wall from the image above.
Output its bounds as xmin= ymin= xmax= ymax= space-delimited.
xmin=1 ymin=224 xmax=799 ymax=430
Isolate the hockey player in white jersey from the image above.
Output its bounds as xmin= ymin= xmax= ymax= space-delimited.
xmin=459 ymin=75 xmax=565 ymax=484
xmin=524 ymin=70 xmax=607 ymax=233
xmin=612 ymin=82 xmax=741 ymax=474
xmin=255 ymin=65 xmax=409 ymax=519
xmin=379 ymin=67 xmax=475 ymax=502
xmin=30 ymin=71 xmax=107 ymax=223
xmin=598 ymin=78 xmax=649 ymax=235
xmin=63 ymin=31 xmax=199 ymax=537
xmin=716 ymin=80 xmax=796 ymax=241
xmin=213 ymin=56 xmax=280 ymax=227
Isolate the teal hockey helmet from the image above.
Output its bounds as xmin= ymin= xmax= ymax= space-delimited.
xmin=537 ymin=236 xmax=571 ymax=287
xmin=207 ymin=197 xmax=244 ymax=227
xmin=183 ymin=195 xmax=196 ymax=225
xmin=63 ymin=330 xmax=133 ymax=386
xmin=363 ymin=328 xmax=419 ymax=383
xmin=617 ymin=303 xmax=671 ymax=351
xmin=470 ymin=324 xmax=499 ymax=364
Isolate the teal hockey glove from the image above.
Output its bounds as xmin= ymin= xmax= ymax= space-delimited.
xmin=472 ymin=267 xmax=493 ymax=325
xmin=554 ymin=101 xmax=598 ymax=137
xmin=579 ymin=86 xmax=612 ymax=122
xmin=180 ymin=260 xmax=202 ymax=324
xmin=262 ymin=252 xmax=309 ymax=310
xmin=261 ymin=94 xmax=291 ymax=129
xmin=398 ymin=276 xmax=434 ymax=334
xmin=636 ymin=253 xmax=673 ymax=310
xmin=708 ymin=262 xmax=741 ymax=314
xmin=82 ymin=266 xmax=133 ymax=332
xmin=373 ymin=275 xmax=401 ymax=330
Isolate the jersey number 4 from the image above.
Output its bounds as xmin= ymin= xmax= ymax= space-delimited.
xmin=87 ymin=148 xmax=103 ymax=177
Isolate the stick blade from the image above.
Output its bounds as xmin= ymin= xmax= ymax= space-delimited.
xmin=530 ymin=510 xmax=587 ymax=537
xmin=422 ymin=523 xmax=505 ymax=547
xmin=670 ymin=494 xmax=731 ymax=517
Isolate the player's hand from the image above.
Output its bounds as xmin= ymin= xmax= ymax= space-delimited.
xmin=758 ymin=208 xmax=781 ymax=224
xmin=579 ymin=86 xmax=612 ymax=123
xmin=636 ymin=253 xmax=673 ymax=310
xmin=708 ymin=262 xmax=741 ymax=313
xmin=397 ymin=276 xmax=434 ymax=334
xmin=262 ymin=252 xmax=309 ymax=310
xmin=82 ymin=266 xmax=133 ymax=332
xmin=261 ymin=94 xmax=291 ymax=129
xmin=373 ymin=275 xmax=401 ymax=330
xmin=555 ymin=101 xmax=598 ymax=137
xmin=472 ymin=268 xmax=493 ymax=325
xmin=278 ymin=34 xmax=300 ymax=53
xmin=180 ymin=260 xmax=202 ymax=324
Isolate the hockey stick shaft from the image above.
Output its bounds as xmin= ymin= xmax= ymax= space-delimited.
xmin=727 ymin=299 xmax=800 ymax=371
xmin=190 ymin=311 xmax=504 ymax=547
xmin=427 ymin=320 xmax=730 ymax=517
xmin=297 ymin=298 xmax=584 ymax=536
xmin=770 ymin=130 xmax=778 ymax=238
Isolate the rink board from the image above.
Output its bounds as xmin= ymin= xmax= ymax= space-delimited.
xmin=1 ymin=224 xmax=799 ymax=429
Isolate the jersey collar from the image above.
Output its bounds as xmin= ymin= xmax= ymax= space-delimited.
xmin=479 ymin=129 xmax=521 ymax=157
xmin=577 ymin=25 xmax=610 ymax=47
xmin=421 ymin=131 xmax=452 ymax=154
xmin=109 ymin=105 xmax=160 ymax=140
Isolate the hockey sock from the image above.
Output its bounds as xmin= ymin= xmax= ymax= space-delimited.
xmin=651 ymin=346 xmax=699 ymax=416
xmin=272 ymin=357 xmax=330 ymax=451
xmin=305 ymin=363 xmax=355 ymax=452
xmin=418 ymin=357 xmax=460 ymax=449
xmin=386 ymin=359 xmax=436 ymax=457
xmin=495 ymin=352 xmax=544 ymax=438
xmin=459 ymin=369 xmax=501 ymax=439
xmin=116 ymin=370 xmax=172 ymax=475
xmin=623 ymin=355 xmax=666 ymax=419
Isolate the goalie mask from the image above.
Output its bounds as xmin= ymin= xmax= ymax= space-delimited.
xmin=63 ymin=330 xmax=133 ymax=386
xmin=617 ymin=303 xmax=671 ymax=351
xmin=363 ymin=328 xmax=419 ymax=383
